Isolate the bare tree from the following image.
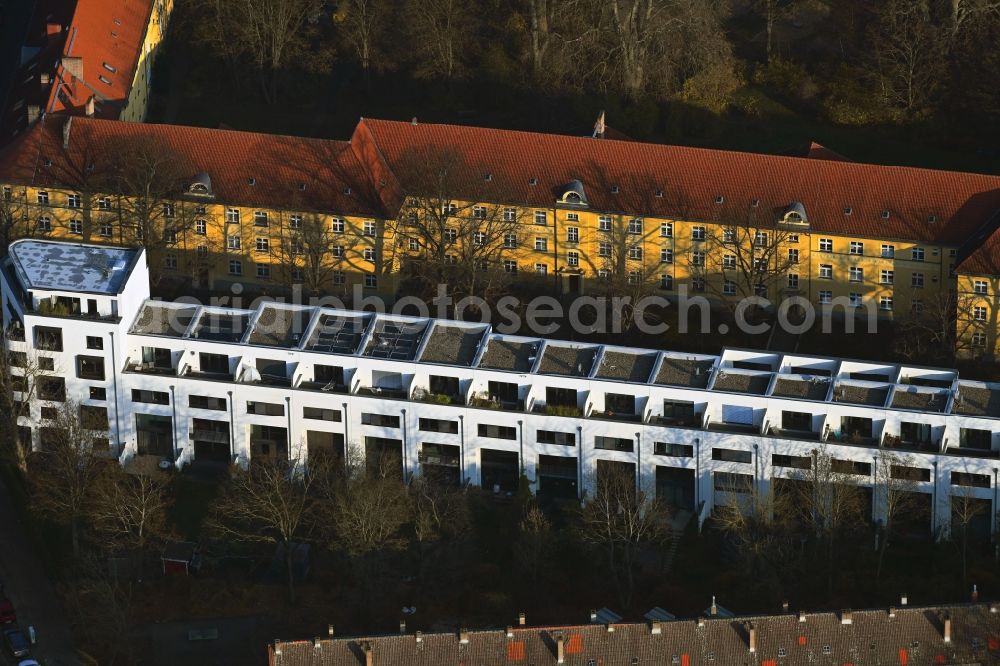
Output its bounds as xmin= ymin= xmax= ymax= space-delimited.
xmin=273 ymin=212 xmax=348 ymax=296
xmin=592 ymin=215 xmax=664 ymax=332
xmin=892 ymin=289 xmax=984 ymax=364
xmin=337 ymin=0 xmax=390 ymax=88
xmin=949 ymin=485 xmax=988 ymax=586
xmin=402 ymin=0 xmax=477 ymax=81
xmin=66 ymin=553 xmax=137 ymax=665
xmin=389 ymin=145 xmax=526 ymax=303
xmin=0 ymin=337 xmax=45 ymax=474
xmin=871 ymin=0 xmax=945 ymax=116
xmin=755 ymin=0 xmax=801 ymax=63
xmin=196 ymin=0 xmax=323 ymax=103
xmin=948 ymin=0 xmax=1000 ymax=35
xmin=29 ymin=401 xmax=107 ymax=557
xmin=208 ymin=457 xmax=324 ymax=602
xmin=0 ymin=185 xmax=33 ymax=248
xmin=513 ymin=502 xmax=554 ymax=585
xmin=576 ymin=465 xmax=669 ymax=609
xmin=874 ymin=452 xmax=924 ymax=580
xmin=410 ymin=477 xmax=470 ymax=588
xmin=90 ymin=466 xmax=171 ymax=580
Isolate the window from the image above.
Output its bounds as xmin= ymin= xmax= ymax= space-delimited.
xmin=288 ymin=214 xmax=302 ymax=229
xmin=333 ymin=271 xmax=346 ymax=285
xmin=660 ymin=222 xmax=673 ymax=237
xmin=595 ymin=436 xmax=633 ymax=452
xmin=879 ymin=296 xmax=893 ymax=311
xmin=598 ymin=215 xmax=611 ymax=231
xmin=164 ymin=254 xmax=177 ymax=270
xmin=911 ymin=247 xmax=924 ymax=261
xmin=723 ymin=280 xmax=736 ymax=295
xmin=713 ymin=447 xmax=752 ymax=463
xmin=722 ymin=229 xmax=735 ymax=243
xmin=567 ymin=226 xmax=579 ymax=242
xmin=37 ymin=191 xmax=49 ymax=205
xmin=660 ymin=248 xmax=673 ymax=264
xmin=598 ymin=243 xmax=611 ymax=257
xmin=97 ymin=196 xmax=110 ymax=210
xmin=787 ymin=234 xmax=799 ymax=243
xmin=537 ymin=430 xmax=575 ymax=445
xmin=331 ymin=218 xmax=345 ymax=233
xmin=478 ymin=423 xmax=516 ymax=440
xmin=256 ymin=263 xmax=271 ymax=279
xmin=364 ymin=248 xmax=375 ymax=261
xmin=880 ymin=270 xmax=893 ymax=285
xmin=189 ymin=395 xmax=227 ymax=411
xmin=363 ymin=221 xmax=376 ymax=236
xmin=659 ymin=274 xmax=673 ymax=290
xmin=628 ymin=270 xmax=641 ymax=284
xmin=691 ymin=226 xmax=705 ymax=241
xmin=291 ymin=268 xmax=304 ymax=282
xmin=691 ymin=251 xmax=705 ymax=267
xmin=503 ymin=207 xmax=516 ymax=222
xmin=819 ymin=238 xmax=832 ymax=252
xmin=332 ymin=245 xmax=345 ymax=258
xmin=77 ymin=356 xmax=105 ymax=381
xmin=247 ymin=400 xmax=284 ymax=416
xmin=534 ymin=211 xmax=546 ymax=225
xmin=69 ymin=219 xmax=82 ymax=234
xmin=472 ymin=231 xmax=486 ymax=246
xmin=911 ymin=298 xmax=923 ymax=313
xmin=787 ymin=274 xmax=799 ymax=289
xmin=255 ymin=237 xmax=269 ymax=252
xmin=37 ymin=216 xmax=51 ymax=232
xmin=628 ymin=245 xmax=642 ymax=260
xmin=473 ymin=206 xmax=487 ymax=220
xmin=627 ymin=218 xmax=643 ymax=234
xmin=754 ymin=231 xmax=768 ymax=246
xmin=787 ymin=248 xmax=799 ymax=264
xmin=304 ymin=406 xmax=342 ymax=422
xmin=89 ymin=387 xmax=106 ymax=400
xmin=229 ymin=260 xmax=242 ymax=275
xmin=444 ymin=228 xmax=457 ymax=242
xmin=972 ymin=332 xmax=987 ymax=347
xmin=819 ymin=290 xmax=832 ymax=304
xmin=163 ymin=203 xmax=175 ymax=218
xmin=132 ymin=389 xmax=169 ymax=405
xmin=849 ymin=266 xmax=863 ymax=282
xmin=722 ymin=254 xmax=736 ymax=269
xmin=974 ymin=280 xmax=988 ymax=295
xmin=911 ymin=273 xmax=924 ymax=288
xmin=227 ymin=235 xmax=241 ymax=250
xmin=849 ymin=241 xmax=864 ymax=255
xmin=881 ymin=244 xmax=895 ymax=258
xmin=714 ymin=472 xmax=752 ymax=493
xmin=35 ymin=326 xmax=63 ymax=351
xmin=407 ymin=238 xmax=419 ymax=251
xmin=849 ymin=292 xmax=863 ymax=307
xmin=535 ymin=237 xmax=547 ymax=251
xmin=973 ymin=306 xmax=987 ymax=320
xmin=692 ymin=277 xmax=705 ymax=292
xmin=504 ymin=233 xmax=517 ymax=248
xmin=567 ymin=251 xmax=579 ymax=267
xmin=99 ymin=223 xmax=113 ymax=237
xmin=654 ymin=442 xmax=693 ymax=457
xmin=364 ymin=273 xmax=378 ymax=288
xmin=193 ymin=218 xmax=207 ymax=235
xmin=441 ymin=202 xmax=457 ymax=216
xmin=535 ymin=263 xmax=548 ymax=275
xmin=503 ymin=260 xmax=518 ymax=273
xmin=1 ymin=186 xmax=10 ymax=201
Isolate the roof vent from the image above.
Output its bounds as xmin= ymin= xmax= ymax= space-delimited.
xmin=98 ymin=75 xmax=112 ymax=85
xmin=928 ymin=215 xmax=936 ymax=224
xmin=44 ymin=158 xmax=52 ymax=167
xmin=484 ymin=173 xmax=492 ymax=181
xmin=113 ymin=17 xmax=122 ymax=25
xmin=882 ymin=210 xmax=891 ymax=219
xmin=411 ymin=117 xmax=417 ymax=125
xmin=844 ymin=207 xmax=852 ymax=215
xmin=611 ymin=185 xmax=620 ymax=194
xmin=655 ymin=189 xmax=664 ymax=197
xmin=714 ymin=195 xmax=724 ymax=204
xmin=840 ymin=610 xmax=852 ymax=625
xmin=248 ymin=177 xmax=256 ymax=186
xmin=298 ymin=182 xmax=306 ymax=191
xmin=344 ymin=187 xmax=352 ymax=195
xmin=529 ymin=177 xmax=537 ymax=185
xmin=102 ymin=62 xmax=117 ymax=73
xmin=751 ymin=198 xmax=760 ymax=208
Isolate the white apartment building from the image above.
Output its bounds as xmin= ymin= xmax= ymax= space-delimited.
xmin=3 ymin=240 xmax=1000 ymax=539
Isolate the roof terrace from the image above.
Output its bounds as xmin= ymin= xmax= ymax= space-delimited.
xmin=537 ymin=343 xmax=599 ymax=377
xmin=594 ymin=349 xmax=658 ymax=383
xmin=419 ymin=323 xmax=488 ymax=366
xmin=305 ymin=312 xmax=371 ymax=355
xmin=130 ymin=302 xmax=198 ymax=337
xmin=248 ymin=304 xmax=315 ymax=348
xmin=476 ymin=335 xmax=539 ymax=372
xmin=363 ymin=318 xmax=429 ymax=360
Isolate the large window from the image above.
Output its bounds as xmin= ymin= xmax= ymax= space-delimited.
xmin=76 ymin=355 xmax=105 ymax=381
xmin=537 ymin=430 xmax=575 ymax=446
xmin=478 ymin=423 xmax=516 ymax=440
xmin=361 ymin=413 xmax=400 ymax=428
xmin=132 ymin=389 xmax=169 ymax=405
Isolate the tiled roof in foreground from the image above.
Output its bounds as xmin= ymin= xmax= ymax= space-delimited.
xmin=270 ymin=603 xmax=1000 ymax=665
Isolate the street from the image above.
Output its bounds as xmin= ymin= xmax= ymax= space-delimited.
xmin=0 ymin=478 xmax=78 ymax=666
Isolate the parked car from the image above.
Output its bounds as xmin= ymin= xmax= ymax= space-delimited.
xmin=2 ymin=626 xmax=30 ymax=658
xmin=0 ymin=596 xmax=14 ymax=624
xmin=18 ymin=660 xmax=41 ymax=666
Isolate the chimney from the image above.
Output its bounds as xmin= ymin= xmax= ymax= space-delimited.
xmin=411 ymin=117 xmax=418 ymax=125
xmin=697 ymin=617 xmax=705 ymax=628
xmin=27 ymin=105 xmax=40 ymax=124
xmin=990 ymin=603 xmax=999 ymax=614
xmin=747 ymin=623 xmax=757 ymax=653
xmin=900 ymin=594 xmax=908 ymax=606
xmin=85 ymin=95 xmax=95 ymax=117
xmin=328 ymin=625 xmax=334 ymax=637
xmin=943 ymin=615 xmax=952 ymax=643
xmin=518 ymin=612 xmax=526 ymax=626
xmin=650 ymin=622 xmax=662 ymax=635
xmin=362 ymin=641 xmax=373 ymax=666
xmin=62 ymin=117 xmax=72 ymax=149
xmin=40 ymin=73 xmax=50 ymax=86
xmin=62 ymin=56 xmax=83 ymax=81
xmin=841 ymin=610 xmax=853 ymax=625
xmin=710 ymin=596 xmax=718 ymax=616
xmin=555 ymin=632 xmax=565 ymax=664
xmin=972 ymin=585 xmax=979 ymax=603
xmin=606 ymin=624 xmax=615 ymax=634
xmin=313 ymin=638 xmax=321 ymax=649
xmin=589 ymin=609 xmax=597 ymax=623
xmin=399 ymin=620 xmax=406 ymax=634
xmin=798 ymin=611 xmax=806 ymax=623
xmin=781 ymin=601 xmax=789 ymax=614
xmin=505 ymin=626 xmax=514 ymax=639
xmin=46 ymin=23 xmax=62 ymax=39
xmin=459 ymin=629 xmax=469 ymax=645
xmin=414 ymin=631 xmax=422 ymax=644
xmin=888 ymin=607 xmax=896 ymax=618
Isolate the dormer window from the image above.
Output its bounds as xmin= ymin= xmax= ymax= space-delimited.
xmin=928 ymin=215 xmax=936 ymax=224
xmin=881 ymin=210 xmax=890 ymax=219
xmin=248 ymin=177 xmax=256 ymax=186
xmin=611 ymin=185 xmax=620 ymax=194
xmin=188 ymin=172 xmax=214 ymax=197
xmin=484 ymin=173 xmax=492 ymax=181
xmin=714 ymin=195 xmax=724 ymax=204
xmin=844 ymin=207 xmax=853 ymax=216
xmin=558 ymin=180 xmax=588 ymax=206
xmin=343 ymin=187 xmax=352 ymax=195
xmin=782 ymin=201 xmax=808 ymax=225
xmin=751 ymin=198 xmax=760 ymax=208
xmin=529 ymin=177 xmax=538 ymax=185
xmin=655 ymin=189 xmax=664 ymax=197
xmin=298 ymin=182 xmax=306 ymax=191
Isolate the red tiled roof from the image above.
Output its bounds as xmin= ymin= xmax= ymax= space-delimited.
xmin=355 ymin=118 xmax=1000 ymax=246
xmin=46 ymin=0 xmax=156 ymax=118
xmin=0 ymin=116 xmax=381 ymax=217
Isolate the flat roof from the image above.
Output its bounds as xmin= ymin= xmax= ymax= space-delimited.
xmin=9 ymin=240 xmax=139 ymax=294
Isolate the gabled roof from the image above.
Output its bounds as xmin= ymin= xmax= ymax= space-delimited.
xmin=354 ymin=118 xmax=1000 ymax=245
xmin=0 ymin=116 xmax=382 ymax=217
xmin=46 ymin=0 xmax=156 ymax=119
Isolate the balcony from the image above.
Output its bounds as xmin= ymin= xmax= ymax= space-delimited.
xmin=296 ymin=379 xmax=349 ymax=393
xmin=650 ymin=413 xmax=704 ymax=430
xmin=590 ymin=408 xmax=642 ymax=423
xmin=356 ymin=386 xmax=408 ymax=400
xmin=708 ymin=421 xmax=758 ymax=435
xmin=765 ymin=426 xmax=821 ymax=443
xmin=127 ymin=359 xmax=176 ymax=376
xmin=468 ymin=395 xmax=525 ymax=413
xmin=531 ymin=403 xmax=583 ymax=418
xmin=882 ymin=434 xmax=939 ymax=454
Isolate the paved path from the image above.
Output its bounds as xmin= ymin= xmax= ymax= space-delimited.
xmin=0 ymin=477 xmax=78 ymax=666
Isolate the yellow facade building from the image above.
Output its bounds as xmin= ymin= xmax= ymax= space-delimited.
xmin=1 ymin=116 xmax=999 ymax=359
